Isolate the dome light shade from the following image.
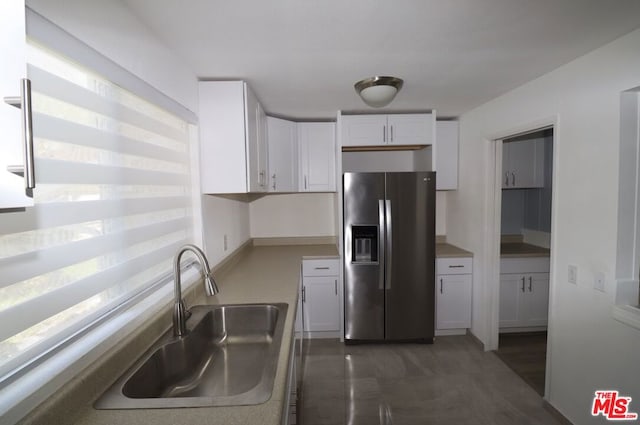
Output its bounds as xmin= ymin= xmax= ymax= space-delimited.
xmin=354 ymin=76 xmax=404 ymax=108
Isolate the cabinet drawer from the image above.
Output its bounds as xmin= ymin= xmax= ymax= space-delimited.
xmin=436 ymin=257 xmax=472 ymax=275
xmin=302 ymin=258 xmax=339 ymax=276
xmin=500 ymin=257 xmax=549 ymax=274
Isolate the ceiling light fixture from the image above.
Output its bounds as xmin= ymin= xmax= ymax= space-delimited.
xmin=354 ymin=76 xmax=404 ymax=108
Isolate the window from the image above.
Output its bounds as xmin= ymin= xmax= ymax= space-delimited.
xmin=0 ymin=41 xmax=195 ymax=383
xmin=613 ymin=89 xmax=640 ymax=330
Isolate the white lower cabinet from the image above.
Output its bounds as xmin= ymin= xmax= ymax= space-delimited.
xmin=301 ymin=258 xmax=340 ymax=336
xmin=499 ymin=257 xmax=550 ymax=330
xmin=435 ymin=257 xmax=472 ymax=333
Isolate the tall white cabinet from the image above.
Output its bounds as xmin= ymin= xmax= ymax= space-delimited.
xmin=1 ymin=0 xmax=33 ymax=209
xmin=199 ymin=81 xmax=268 ymax=194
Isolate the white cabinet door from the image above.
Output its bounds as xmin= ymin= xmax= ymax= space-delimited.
xmin=303 ymin=276 xmax=340 ymax=332
xmin=499 ymin=272 xmax=549 ymax=328
xmin=525 ymin=273 xmax=549 ymax=327
xmin=436 ymin=274 xmax=472 ymax=329
xmin=387 ymin=114 xmax=433 ymax=146
xmin=267 ymin=117 xmax=297 ymax=192
xmin=499 ymin=273 xmax=525 ymax=327
xmin=341 ymin=115 xmax=386 ymax=147
xmin=503 ymin=139 xmax=544 ymax=189
xmin=199 ymin=81 xmax=267 ymax=194
xmin=298 ymin=122 xmax=335 ymax=192
xmin=434 ymin=121 xmax=458 ymax=190
xmin=245 ymin=86 xmax=267 ymax=193
xmin=1 ymin=0 xmax=32 ymax=209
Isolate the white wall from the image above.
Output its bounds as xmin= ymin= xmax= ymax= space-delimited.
xmin=27 ymin=0 xmax=199 ymax=113
xmin=447 ymin=28 xmax=640 ymax=424
xmin=249 ymin=193 xmax=336 ymax=238
xmin=250 ymin=191 xmax=447 ymax=238
xmin=202 ymin=195 xmax=251 ymax=265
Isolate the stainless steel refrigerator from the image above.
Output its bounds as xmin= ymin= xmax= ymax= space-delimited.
xmin=343 ymin=172 xmax=436 ymax=343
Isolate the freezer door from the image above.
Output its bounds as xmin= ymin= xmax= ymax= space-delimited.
xmin=384 ymin=172 xmax=436 ymax=341
xmin=343 ymin=172 xmax=385 ymax=341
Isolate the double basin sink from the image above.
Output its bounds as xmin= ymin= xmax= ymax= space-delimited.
xmin=95 ymin=303 xmax=288 ymax=409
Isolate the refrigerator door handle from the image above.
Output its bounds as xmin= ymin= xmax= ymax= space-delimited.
xmin=385 ymin=199 xmax=393 ymax=290
xmin=378 ymin=199 xmax=386 ymax=290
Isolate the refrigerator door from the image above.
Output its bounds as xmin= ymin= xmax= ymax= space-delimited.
xmin=384 ymin=172 xmax=436 ymax=341
xmin=343 ymin=172 xmax=386 ymax=341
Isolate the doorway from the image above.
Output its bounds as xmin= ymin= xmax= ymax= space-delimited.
xmin=494 ymin=128 xmax=554 ymax=396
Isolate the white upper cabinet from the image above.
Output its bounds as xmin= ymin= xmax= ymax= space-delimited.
xmin=341 ymin=113 xmax=434 ymax=147
xmin=502 ymin=138 xmax=544 ymax=189
xmin=1 ymin=0 xmax=33 ymax=209
xmin=266 ymin=116 xmax=297 ymax=192
xmin=434 ymin=121 xmax=458 ymax=190
xmin=298 ymin=122 xmax=336 ymax=192
xmin=199 ymin=81 xmax=268 ymax=194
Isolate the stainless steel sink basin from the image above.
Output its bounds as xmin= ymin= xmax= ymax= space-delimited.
xmin=95 ymin=303 xmax=288 ymax=409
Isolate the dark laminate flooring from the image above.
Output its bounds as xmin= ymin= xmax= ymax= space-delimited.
xmin=494 ymin=332 xmax=547 ymax=396
xmin=301 ymin=335 xmax=565 ymax=425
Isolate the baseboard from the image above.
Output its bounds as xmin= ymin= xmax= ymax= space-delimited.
xmin=543 ymin=401 xmax=574 ymax=425
xmin=499 ymin=326 xmax=547 ymax=334
xmin=304 ymin=330 xmax=341 ymax=339
xmin=435 ymin=328 xmax=467 ymax=336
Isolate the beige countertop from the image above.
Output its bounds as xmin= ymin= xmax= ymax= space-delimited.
xmin=28 ymin=243 xmax=338 ymax=425
xmin=500 ymin=242 xmax=550 ymax=258
xmin=436 ymin=243 xmax=473 ymax=258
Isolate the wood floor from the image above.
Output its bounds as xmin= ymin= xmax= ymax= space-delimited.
xmin=494 ymin=332 xmax=547 ymax=396
xmin=300 ymin=335 xmax=565 ymax=425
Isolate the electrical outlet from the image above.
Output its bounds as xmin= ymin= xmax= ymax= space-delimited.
xmin=223 ymin=234 xmax=228 ymax=251
xmin=594 ymin=271 xmax=605 ymax=292
xmin=568 ymin=265 xmax=577 ymax=284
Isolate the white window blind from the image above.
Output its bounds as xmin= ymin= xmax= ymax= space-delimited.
xmin=0 ymin=41 xmax=194 ymax=382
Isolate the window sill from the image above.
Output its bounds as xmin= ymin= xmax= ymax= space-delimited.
xmin=611 ymin=304 xmax=640 ymax=331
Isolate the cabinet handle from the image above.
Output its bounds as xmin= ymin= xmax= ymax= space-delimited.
xmin=521 ymin=277 xmax=525 ymax=292
xmin=390 ymin=125 xmax=394 ymax=143
xmin=335 ymin=279 xmax=338 ymax=295
xmin=302 ymin=286 xmax=306 ymax=303
xmin=511 ymin=172 xmax=516 ymax=186
xmin=529 ymin=276 xmax=533 ymax=292
xmin=4 ymin=79 xmax=35 ymax=191
xmin=383 ymin=125 xmax=386 ymax=143
xmin=314 ymin=266 xmax=330 ymax=270
xmin=440 ymin=278 xmax=443 ymax=294
xmin=505 ymin=172 xmax=509 ymax=186
xmin=304 ymin=175 xmax=308 ymax=190
xmin=272 ymin=173 xmax=276 ymax=190
xmin=448 ymin=265 xmax=464 ymax=268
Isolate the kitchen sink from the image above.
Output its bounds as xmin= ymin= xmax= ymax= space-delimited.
xmin=95 ymin=303 xmax=288 ymax=409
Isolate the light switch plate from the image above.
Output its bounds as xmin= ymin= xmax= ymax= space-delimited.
xmin=568 ymin=265 xmax=577 ymax=284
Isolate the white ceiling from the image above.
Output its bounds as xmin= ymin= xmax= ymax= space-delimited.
xmin=122 ymin=0 xmax=640 ymax=119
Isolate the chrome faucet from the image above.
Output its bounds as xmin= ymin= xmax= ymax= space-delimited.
xmin=173 ymin=244 xmax=219 ymax=336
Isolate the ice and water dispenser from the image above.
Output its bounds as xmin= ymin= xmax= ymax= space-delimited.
xmin=350 ymin=225 xmax=378 ymax=263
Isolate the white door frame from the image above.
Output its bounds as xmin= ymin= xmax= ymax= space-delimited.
xmin=485 ymin=115 xmax=559 ymax=401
